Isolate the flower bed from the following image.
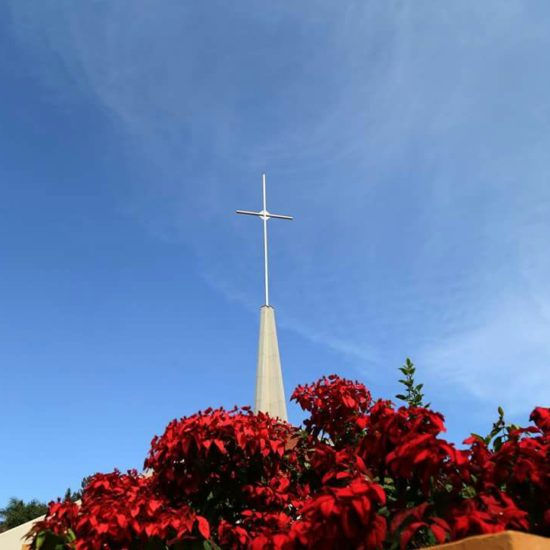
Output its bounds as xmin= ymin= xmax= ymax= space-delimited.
xmin=29 ymin=368 xmax=549 ymax=549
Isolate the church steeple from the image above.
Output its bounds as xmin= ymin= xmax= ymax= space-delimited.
xmin=236 ymin=173 xmax=293 ymax=421
xmin=255 ymin=305 xmax=287 ymax=420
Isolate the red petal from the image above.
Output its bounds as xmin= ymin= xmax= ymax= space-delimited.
xmin=196 ymin=516 xmax=210 ymax=539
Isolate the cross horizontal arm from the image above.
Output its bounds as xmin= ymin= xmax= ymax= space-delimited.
xmin=236 ymin=210 xmax=262 ymax=217
xmin=267 ymin=213 xmax=293 ymax=221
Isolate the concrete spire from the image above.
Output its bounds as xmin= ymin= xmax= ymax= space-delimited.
xmin=255 ymin=305 xmax=287 ymax=420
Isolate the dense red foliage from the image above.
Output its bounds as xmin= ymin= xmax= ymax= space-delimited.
xmin=30 ymin=376 xmax=550 ymax=549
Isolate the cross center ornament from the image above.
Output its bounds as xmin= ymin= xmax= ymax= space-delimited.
xmin=236 ymin=173 xmax=293 ymax=307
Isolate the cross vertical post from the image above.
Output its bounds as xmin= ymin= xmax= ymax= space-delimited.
xmin=262 ymin=174 xmax=270 ymax=306
xmin=236 ymin=173 xmax=293 ymax=306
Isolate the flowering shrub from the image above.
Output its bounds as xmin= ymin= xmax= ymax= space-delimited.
xmin=30 ymin=367 xmax=550 ymax=549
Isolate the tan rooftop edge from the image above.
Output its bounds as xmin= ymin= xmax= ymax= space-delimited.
xmin=429 ymin=530 xmax=550 ymax=550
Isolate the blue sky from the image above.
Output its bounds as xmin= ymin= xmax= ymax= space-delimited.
xmin=1 ymin=1 xmax=550 ymax=505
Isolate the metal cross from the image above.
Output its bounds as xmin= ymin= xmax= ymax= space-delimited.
xmin=236 ymin=173 xmax=293 ymax=306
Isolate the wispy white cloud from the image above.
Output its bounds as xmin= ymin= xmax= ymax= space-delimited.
xmin=419 ymin=293 xmax=550 ymax=415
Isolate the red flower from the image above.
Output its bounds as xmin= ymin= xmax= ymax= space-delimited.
xmin=288 ymin=476 xmax=387 ymax=550
xmin=449 ymin=491 xmax=529 ymax=539
xmin=530 ymin=407 xmax=550 ymax=434
xmin=291 ymin=375 xmax=372 ymax=446
xmin=144 ymin=406 xmax=306 ymax=520
xmin=31 ymin=471 xmax=210 ymax=549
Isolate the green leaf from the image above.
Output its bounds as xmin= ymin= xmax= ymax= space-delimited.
xmin=462 ymin=485 xmax=477 ymax=498
xmin=35 ymin=531 xmax=46 ymax=550
xmin=31 ymin=531 xmax=72 ymax=550
xmin=489 ymin=427 xmax=500 ymax=438
xmin=203 ymin=541 xmax=222 ymax=550
xmin=425 ymin=529 xmax=437 ymax=546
